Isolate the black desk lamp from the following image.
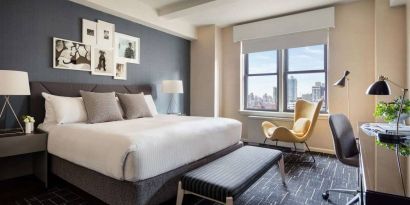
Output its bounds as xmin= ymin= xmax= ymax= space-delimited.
xmin=366 ymin=75 xmax=408 ymax=138
xmin=366 ymin=75 xmax=408 ymax=196
xmin=334 ymin=70 xmax=350 ymax=118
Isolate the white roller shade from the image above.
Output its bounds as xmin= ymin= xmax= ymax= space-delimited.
xmin=233 ymin=7 xmax=334 ymax=42
xmin=242 ymin=29 xmax=329 ymax=53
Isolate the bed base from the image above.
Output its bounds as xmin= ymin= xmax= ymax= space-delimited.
xmin=50 ymin=142 xmax=243 ymax=205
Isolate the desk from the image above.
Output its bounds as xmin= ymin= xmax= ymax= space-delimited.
xmin=359 ymin=123 xmax=410 ymax=204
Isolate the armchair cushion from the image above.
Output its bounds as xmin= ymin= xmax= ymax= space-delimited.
xmin=292 ymin=118 xmax=311 ymax=136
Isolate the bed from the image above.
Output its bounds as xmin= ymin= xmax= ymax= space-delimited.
xmin=30 ymin=82 xmax=242 ymax=205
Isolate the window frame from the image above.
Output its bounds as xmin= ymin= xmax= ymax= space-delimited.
xmin=283 ymin=45 xmax=328 ymax=113
xmin=244 ymin=51 xmax=280 ymax=112
xmin=243 ymin=44 xmax=328 ymax=113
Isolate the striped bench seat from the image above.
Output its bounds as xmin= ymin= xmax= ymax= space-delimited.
xmin=177 ymin=146 xmax=286 ymax=205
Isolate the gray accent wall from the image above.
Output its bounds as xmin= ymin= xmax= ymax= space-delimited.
xmin=0 ymin=0 xmax=190 ymax=129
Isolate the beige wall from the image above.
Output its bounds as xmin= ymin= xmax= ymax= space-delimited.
xmin=218 ymin=0 xmax=406 ymax=153
xmin=375 ymin=0 xmax=406 ymax=102
xmin=190 ymin=25 xmax=219 ymax=117
xmin=373 ymin=2 xmax=407 ymax=192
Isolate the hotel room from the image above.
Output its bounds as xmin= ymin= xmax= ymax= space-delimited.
xmin=0 ymin=0 xmax=409 ymax=204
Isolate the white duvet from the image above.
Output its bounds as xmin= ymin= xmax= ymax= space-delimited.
xmin=39 ymin=115 xmax=241 ymax=181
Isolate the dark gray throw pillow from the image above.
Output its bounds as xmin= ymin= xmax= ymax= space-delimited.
xmin=117 ymin=93 xmax=153 ymax=119
xmin=80 ymin=91 xmax=123 ymax=123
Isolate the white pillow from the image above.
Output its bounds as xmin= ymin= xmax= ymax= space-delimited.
xmin=116 ymin=97 xmax=125 ymax=117
xmin=144 ymin=95 xmax=158 ymax=116
xmin=43 ymin=98 xmax=56 ymax=123
xmin=42 ymin=92 xmax=87 ymax=124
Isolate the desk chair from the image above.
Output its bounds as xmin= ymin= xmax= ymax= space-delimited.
xmin=323 ymin=114 xmax=360 ymax=204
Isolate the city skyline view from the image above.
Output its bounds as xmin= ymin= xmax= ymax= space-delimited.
xmin=246 ymin=45 xmax=326 ymax=111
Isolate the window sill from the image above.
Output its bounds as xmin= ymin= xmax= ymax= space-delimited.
xmin=239 ymin=110 xmax=329 ymax=120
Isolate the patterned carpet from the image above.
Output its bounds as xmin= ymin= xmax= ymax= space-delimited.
xmin=12 ymin=148 xmax=358 ymax=205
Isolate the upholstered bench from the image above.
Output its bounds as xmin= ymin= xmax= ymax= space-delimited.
xmin=176 ymin=146 xmax=286 ymax=205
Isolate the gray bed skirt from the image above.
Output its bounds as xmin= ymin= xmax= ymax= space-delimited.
xmin=50 ymin=142 xmax=243 ymax=205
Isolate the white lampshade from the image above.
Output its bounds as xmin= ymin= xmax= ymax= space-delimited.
xmin=161 ymin=80 xmax=183 ymax=94
xmin=0 ymin=70 xmax=30 ymax=95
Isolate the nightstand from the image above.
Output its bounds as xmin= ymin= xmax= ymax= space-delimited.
xmin=0 ymin=132 xmax=48 ymax=188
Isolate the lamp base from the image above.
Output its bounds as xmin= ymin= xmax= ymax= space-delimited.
xmin=0 ymin=96 xmax=25 ymax=135
xmin=377 ymin=133 xmax=407 ymax=144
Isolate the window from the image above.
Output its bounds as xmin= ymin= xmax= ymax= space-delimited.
xmin=244 ymin=44 xmax=327 ymax=113
xmin=244 ymin=51 xmax=278 ymax=111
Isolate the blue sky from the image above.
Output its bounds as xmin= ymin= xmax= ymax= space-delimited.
xmin=247 ymin=45 xmax=325 ymax=97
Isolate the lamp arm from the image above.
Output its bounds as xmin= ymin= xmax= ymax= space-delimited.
xmin=395 ymin=88 xmax=408 ymax=135
xmin=385 ymin=79 xmax=407 ymax=91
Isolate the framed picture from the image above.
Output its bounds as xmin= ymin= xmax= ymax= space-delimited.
xmin=53 ymin=37 xmax=91 ymax=71
xmin=115 ymin=32 xmax=140 ymax=64
xmin=91 ymin=47 xmax=115 ymax=76
xmin=82 ymin=19 xmax=97 ymax=45
xmin=114 ymin=62 xmax=127 ymax=80
xmin=97 ymin=20 xmax=115 ymax=48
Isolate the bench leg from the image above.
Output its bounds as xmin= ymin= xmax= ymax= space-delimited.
xmin=226 ymin=197 xmax=234 ymax=205
xmin=176 ymin=181 xmax=184 ymax=205
xmin=278 ymin=155 xmax=286 ymax=185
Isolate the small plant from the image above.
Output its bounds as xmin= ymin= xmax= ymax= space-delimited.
xmin=376 ymin=140 xmax=410 ymax=157
xmin=22 ymin=115 xmax=35 ymax=123
xmin=374 ymin=98 xmax=410 ymax=123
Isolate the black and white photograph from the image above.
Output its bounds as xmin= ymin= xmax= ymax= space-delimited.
xmin=97 ymin=20 xmax=114 ymax=48
xmin=82 ymin=19 xmax=97 ymax=45
xmin=114 ymin=62 xmax=127 ymax=80
xmin=115 ymin=32 xmax=140 ymax=64
xmin=53 ymin=37 xmax=91 ymax=71
xmin=91 ymin=47 xmax=115 ymax=76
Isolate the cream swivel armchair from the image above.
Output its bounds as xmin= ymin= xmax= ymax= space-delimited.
xmin=262 ymin=99 xmax=323 ymax=163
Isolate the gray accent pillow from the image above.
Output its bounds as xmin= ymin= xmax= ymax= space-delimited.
xmin=80 ymin=91 xmax=124 ymax=123
xmin=117 ymin=93 xmax=153 ymax=119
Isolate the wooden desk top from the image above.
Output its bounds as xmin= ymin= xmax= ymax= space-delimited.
xmin=359 ymin=123 xmax=409 ymax=198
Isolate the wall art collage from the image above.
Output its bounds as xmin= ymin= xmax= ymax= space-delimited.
xmin=53 ymin=19 xmax=140 ymax=80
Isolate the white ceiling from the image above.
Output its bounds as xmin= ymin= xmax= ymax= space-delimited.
xmin=73 ymin=0 xmax=359 ymax=39
xmin=141 ymin=0 xmax=356 ymax=27
xmin=140 ymin=0 xmax=184 ymax=8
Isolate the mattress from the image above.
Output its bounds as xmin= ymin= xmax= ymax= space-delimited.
xmin=39 ymin=115 xmax=242 ymax=181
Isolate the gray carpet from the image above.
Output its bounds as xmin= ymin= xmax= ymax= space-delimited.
xmin=15 ymin=150 xmax=358 ymax=205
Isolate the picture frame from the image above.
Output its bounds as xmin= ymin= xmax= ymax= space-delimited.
xmin=91 ymin=47 xmax=115 ymax=76
xmin=53 ymin=37 xmax=92 ymax=71
xmin=97 ymin=20 xmax=115 ymax=49
xmin=82 ymin=19 xmax=97 ymax=45
xmin=114 ymin=62 xmax=127 ymax=80
xmin=115 ymin=32 xmax=140 ymax=64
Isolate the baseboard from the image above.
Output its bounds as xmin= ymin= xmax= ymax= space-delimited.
xmin=309 ymin=147 xmax=335 ymax=154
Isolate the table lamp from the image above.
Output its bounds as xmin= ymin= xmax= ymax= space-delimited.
xmin=334 ymin=70 xmax=350 ymax=118
xmin=161 ymin=80 xmax=183 ymax=114
xmin=0 ymin=70 xmax=30 ymax=134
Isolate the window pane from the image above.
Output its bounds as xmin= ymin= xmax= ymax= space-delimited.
xmin=246 ymin=75 xmax=278 ymax=110
xmin=286 ymin=73 xmax=326 ymax=111
xmin=248 ymin=50 xmax=277 ymax=74
xmin=288 ymin=45 xmax=325 ymax=71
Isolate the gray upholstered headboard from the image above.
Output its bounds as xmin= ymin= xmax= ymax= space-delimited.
xmin=29 ymin=81 xmax=152 ymax=126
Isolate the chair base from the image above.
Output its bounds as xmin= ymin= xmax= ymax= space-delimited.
xmin=322 ymin=189 xmax=360 ymax=205
xmin=263 ymin=139 xmax=316 ymax=164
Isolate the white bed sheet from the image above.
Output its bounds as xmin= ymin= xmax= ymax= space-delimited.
xmin=39 ymin=115 xmax=241 ymax=181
